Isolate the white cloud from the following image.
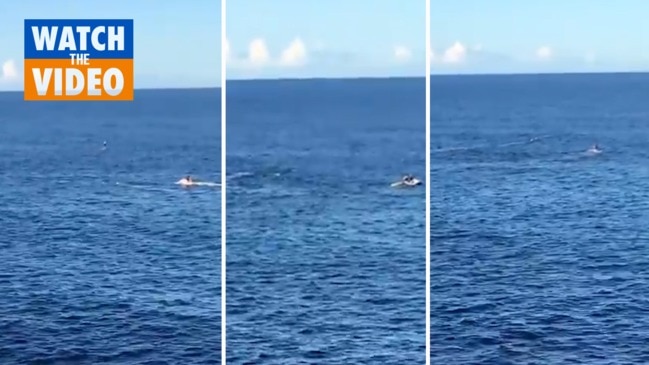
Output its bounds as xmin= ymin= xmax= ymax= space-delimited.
xmin=248 ymin=38 xmax=270 ymax=67
xmin=430 ymin=42 xmax=495 ymax=67
xmin=1 ymin=59 xmax=18 ymax=81
xmin=442 ymin=42 xmax=467 ymax=64
xmin=228 ymin=38 xmax=310 ymax=69
xmin=279 ymin=38 xmax=307 ymax=67
xmin=536 ymin=46 xmax=552 ymax=60
xmin=393 ymin=45 xmax=412 ymax=63
xmin=428 ymin=42 xmax=469 ymax=65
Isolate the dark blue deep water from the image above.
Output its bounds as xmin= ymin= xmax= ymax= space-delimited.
xmin=0 ymin=89 xmax=221 ymax=364
xmin=227 ymin=78 xmax=426 ymax=364
xmin=432 ymin=73 xmax=649 ymax=364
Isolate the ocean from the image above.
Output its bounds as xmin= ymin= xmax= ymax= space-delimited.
xmin=432 ymin=73 xmax=649 ymax=364
xmin=226 ymin=78 xmax=426 ymax=364
xmin=0 ymin=89 xmax=222 ymax=364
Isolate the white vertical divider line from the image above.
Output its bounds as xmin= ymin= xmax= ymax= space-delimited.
xmin=425 ymin=0 xmax=431 ymax=364
xmin=221 ymin=0 xmax=227 ymax=363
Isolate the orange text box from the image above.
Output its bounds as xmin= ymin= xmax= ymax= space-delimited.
xmin=24 ymin=58 xmax=133 ymax=101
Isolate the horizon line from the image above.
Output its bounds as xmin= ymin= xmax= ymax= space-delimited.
xmin=1 ymin=70 xmax=647 ymax=93
xmin=429 ymin=70 xmax=649 ymax=77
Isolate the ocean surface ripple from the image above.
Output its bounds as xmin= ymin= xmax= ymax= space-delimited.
xmin=227 ymin=78 xmax=426 ymax=364
xmin=0 ymin=89 xmax=221 ymax=364
xmin=432 ymin=73 xmax=649 ymax=364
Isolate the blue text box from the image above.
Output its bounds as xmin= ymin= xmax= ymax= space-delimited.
xmin=24 ymin=19 xmax=133 ymax=59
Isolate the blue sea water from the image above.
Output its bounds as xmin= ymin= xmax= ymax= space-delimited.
xmin=0 ymin=89 xmax=221 ymax=364
xmin=227 ymin=78 xmax=426 ymax=364
xmin=432 ymin=73 xmax=649 ymax=364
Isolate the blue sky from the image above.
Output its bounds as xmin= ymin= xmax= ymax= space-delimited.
xmin=0 ymin=1 xmax=425 ymax=88
xmin=432 ymin=0 xmax=649 ymax=74
xmin=226 ymin=1 xmax=425 ymax=79
xmin=3 ymin=1 xmax=648 ymax=87
xmin=0 ymin=0 xmax=221 ymax=90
